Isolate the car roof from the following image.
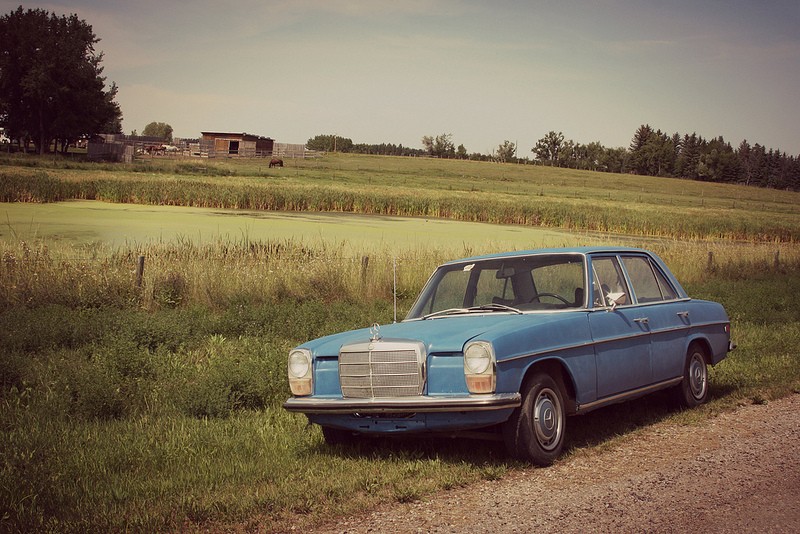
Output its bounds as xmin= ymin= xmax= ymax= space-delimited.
xmin=442 ymin=246 xmax=651 ymax=266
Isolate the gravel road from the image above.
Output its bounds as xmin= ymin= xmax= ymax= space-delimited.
xmin=309 ymin=393 xmax=800 ymax=534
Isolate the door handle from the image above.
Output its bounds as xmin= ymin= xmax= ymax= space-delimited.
xmin=676 ymin=311 xmax=690 ymax=319
xmin=634 ymin=317 xmax=649 ymax=325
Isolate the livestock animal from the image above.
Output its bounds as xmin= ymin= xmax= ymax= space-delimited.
xmin=269 ymin=158 xmax=284 ymax=168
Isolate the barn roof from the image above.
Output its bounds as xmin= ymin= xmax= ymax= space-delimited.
xmin=200 ymin=131 xmax=274 ymax=141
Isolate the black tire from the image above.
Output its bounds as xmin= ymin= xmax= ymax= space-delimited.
xmin=502 ymin=373 xmax=565 ymax=466
xmin=675 ymin=343 xmax=709 ymax=408
xmin=321 ymin=426 xmax=358 ymax=446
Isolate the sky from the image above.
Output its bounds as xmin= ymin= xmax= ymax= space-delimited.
xmin=5 ymin=1 xmax=799 ymax=154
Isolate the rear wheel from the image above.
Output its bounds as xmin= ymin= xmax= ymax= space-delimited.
xmin=502 ymin=373 xmax=565 ymax=466
xmin=675 ymin=343 xmax=709 ymax=407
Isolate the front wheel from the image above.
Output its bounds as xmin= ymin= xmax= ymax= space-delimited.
xmin=675 ymin=343 xmax=709 ymax=407
xmin=502 ymin=373 xmax=565 ymax=466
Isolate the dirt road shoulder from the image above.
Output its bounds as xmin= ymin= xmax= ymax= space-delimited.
xmin=310 ymin=394 xmax=800 ymax=533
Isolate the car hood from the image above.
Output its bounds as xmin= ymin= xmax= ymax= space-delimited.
xmin=300 ymin=312 xmax=578 ymax=357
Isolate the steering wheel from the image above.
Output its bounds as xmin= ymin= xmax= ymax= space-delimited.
xmin=529 ymin=292 xmax=570 ymax=304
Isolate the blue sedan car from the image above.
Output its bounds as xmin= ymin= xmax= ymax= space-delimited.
xmin=284 ymin=247 xmax=734 ymax=465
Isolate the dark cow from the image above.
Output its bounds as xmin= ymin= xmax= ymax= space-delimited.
xmin=269 ymin=158 xmax=284 ymax=168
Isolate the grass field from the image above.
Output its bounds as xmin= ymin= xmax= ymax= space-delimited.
xmin=1 ymin=152 xmax=799 ymax=532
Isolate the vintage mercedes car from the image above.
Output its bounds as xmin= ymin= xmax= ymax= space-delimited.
xmin=284 ymin=247 xmax=734 ymax=465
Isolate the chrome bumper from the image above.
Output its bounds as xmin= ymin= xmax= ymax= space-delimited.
xmin=283 ymin=393 xmax=521 ymax=414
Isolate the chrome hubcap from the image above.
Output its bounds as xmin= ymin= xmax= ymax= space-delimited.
xmin=688 ymin=353 xmax=708 ymax=399
xmin=534 ymin=388 xmax=562 ymax=451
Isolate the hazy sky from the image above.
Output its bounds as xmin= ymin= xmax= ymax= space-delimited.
xmin=7 ymin=1 xmax=799 ymax=154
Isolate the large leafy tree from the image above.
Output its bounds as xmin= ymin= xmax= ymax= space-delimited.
xmin=494 ymin=140 xmax=516 ymax=163
xmin=306 ymin=134 xmax=353 ymax=152
xmin=142 ymin=121 xmax=173 ymax=142
xmin=421 ymin=133 xmax=455 ymax=158
xmin=532 ymin=131 xmax=565 ymax=166
xmin=0 ymin=6 xmax=122 ymax=154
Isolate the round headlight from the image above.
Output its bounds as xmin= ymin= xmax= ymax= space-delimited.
xmin=464 ymin=342 xmax=492 ymax=375
xmin=288 ymin=349 xmax=311 ymax=378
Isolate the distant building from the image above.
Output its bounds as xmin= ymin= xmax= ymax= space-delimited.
xmin=199 ymin=132 xmax=274 ymax=158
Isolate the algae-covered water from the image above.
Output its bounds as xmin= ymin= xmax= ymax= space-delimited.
xmin=1 ymin=200 xmax=598 ymax=252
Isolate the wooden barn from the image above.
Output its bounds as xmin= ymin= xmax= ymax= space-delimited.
xmin=199 ymin=132 xmax=274 ymax=158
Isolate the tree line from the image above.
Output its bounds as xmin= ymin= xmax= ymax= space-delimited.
xmin=308 ymin=126 xmax=799 ymax=191
xmin=624 ymin=125 xmax=798 ymax=190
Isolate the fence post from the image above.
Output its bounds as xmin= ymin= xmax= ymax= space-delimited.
xmin=707 ymin=251 xmax=714 ymax=272
xmin=360 ymin=256 xmax=369 ymax=284
xmin=774 ymin=250 xmax=780 ymax=269
xmin=136 ymin=255 xmax=145 ymax=287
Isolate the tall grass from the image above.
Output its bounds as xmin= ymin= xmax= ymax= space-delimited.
xmin=0 ymin=238 xmax=445 ymax=312
xmin=2 ymin=237 xmax=798 ymax=312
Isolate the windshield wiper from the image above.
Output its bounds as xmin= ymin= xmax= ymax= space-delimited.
xmin=468 ymin=303 xmax=523 ymax=314
xmin=422 ymin=303 xmax=522 ymax=320
xmin=422 ymin=307 xmax=469 ymax=320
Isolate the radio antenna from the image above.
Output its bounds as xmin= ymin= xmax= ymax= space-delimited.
xmin=393 ymin=256 xmax=397 ymax=323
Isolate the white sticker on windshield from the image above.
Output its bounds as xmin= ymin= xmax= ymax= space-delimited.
xmin=463 ymin=264 xmax=475 ymax=271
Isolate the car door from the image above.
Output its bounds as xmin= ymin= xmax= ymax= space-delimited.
xmin=588 ymin=255 xmax=653 ymax=398
xmin=620 ymin=254 xmax=688 ymax=383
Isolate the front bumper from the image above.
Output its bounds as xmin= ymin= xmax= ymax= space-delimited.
xmin=283 ymin=392 xmax=521 ymax=415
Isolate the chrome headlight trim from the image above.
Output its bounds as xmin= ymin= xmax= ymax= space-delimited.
xmin=288 ymin=348 xmax=312 ymax=379
xmin=464 ymin=341 xmax=496 ymax=394
xmin=464 ymin=341 xmax=494 ymax=375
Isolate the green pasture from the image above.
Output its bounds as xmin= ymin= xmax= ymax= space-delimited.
xmin=1 ymin=152 xmax=799 ymax=532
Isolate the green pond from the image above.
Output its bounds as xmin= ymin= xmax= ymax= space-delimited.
xmin=1 ymin=200 xmax=599 ymax=252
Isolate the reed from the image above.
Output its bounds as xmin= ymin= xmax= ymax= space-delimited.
xmin=2 ymin=237 xmax=797 ymax=312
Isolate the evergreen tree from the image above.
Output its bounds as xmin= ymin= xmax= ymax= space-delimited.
xmin=676 ymin=133 xmax=702 ymax=179
xmin=736 ymin=140 xmax=752 ymax=185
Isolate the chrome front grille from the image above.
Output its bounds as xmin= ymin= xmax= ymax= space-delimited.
xmin=339 ymin=341 xmax=426 ymax=398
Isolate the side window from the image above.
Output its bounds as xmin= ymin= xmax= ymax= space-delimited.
xmin=591 ymin=257 xmax=629 ymax=307
xmin=622 ymin=256 xmax=662 ymax=303
xmin=622 ymin=256 xmax=679 ymax=303
xmin=653 ymin=265 xmax=678 ymax=300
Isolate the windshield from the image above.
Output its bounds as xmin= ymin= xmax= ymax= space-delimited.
xmin=406 ymin=253 xmax=586 ymax=320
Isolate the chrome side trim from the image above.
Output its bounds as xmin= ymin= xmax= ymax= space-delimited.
xmin=283 ymin=392 xmax=521 ymax=414
xmin=499 ymin=331 xmax=651 ymax=364
xmin=498 ymin=320 xmax=730 ymax=365
xmin=575 ymin=377 xmax=682 ymax=413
